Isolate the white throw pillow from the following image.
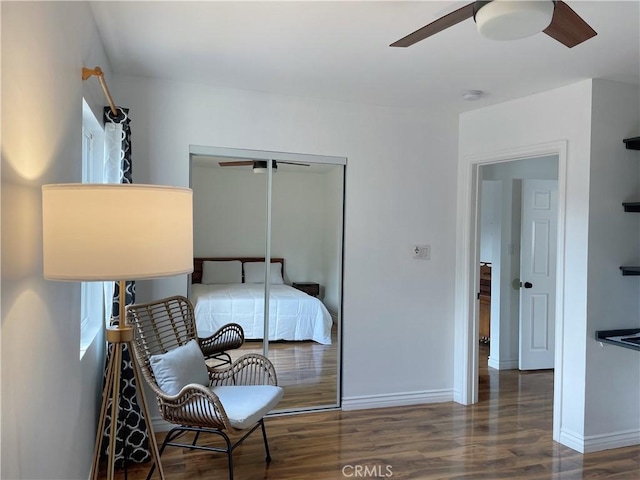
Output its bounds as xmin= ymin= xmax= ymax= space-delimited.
xmin=149 ymin=339 xmax=209 ymax=396
xmin=243 ymin=262 xmax=284 ymax=284
xmin=201 ymin=260 xmax=242 ymax=284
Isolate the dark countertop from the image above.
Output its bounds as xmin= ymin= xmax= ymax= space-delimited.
xmin=596 ymin=328 xmax=640 ymax=352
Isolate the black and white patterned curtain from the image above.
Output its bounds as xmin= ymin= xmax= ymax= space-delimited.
xmin=101 ymin=106 xmax=151 ymax=467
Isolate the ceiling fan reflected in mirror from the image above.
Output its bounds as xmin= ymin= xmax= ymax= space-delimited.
xmin=390 ymin=0 xmax=597 ymax=48
xmin=218 ymin=159 xmax=310 ymax=173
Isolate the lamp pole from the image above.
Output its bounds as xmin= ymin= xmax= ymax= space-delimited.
xmin=90 ymin=280 xmax=165 ymax=480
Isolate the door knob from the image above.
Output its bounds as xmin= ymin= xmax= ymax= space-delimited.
xmin=523 ymin=281 xmax=533 ymax=289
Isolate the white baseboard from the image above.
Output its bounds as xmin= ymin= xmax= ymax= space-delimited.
xmin=559 ymin=427 xmax=585 ymax=452
xmin=341 ymin=389 xmax=453 ymax=411
xmin=583 ymin=428 xmax=640 ymax=453
xmin=559 ymin=426 xmax=640 ymax=453
xmin=452 ymin=389 xmax=464 ymax=405
xmin=487 ymin=356 xmax=519 ymax=370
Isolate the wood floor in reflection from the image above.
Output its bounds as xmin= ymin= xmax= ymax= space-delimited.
xmin=220 ymin=323 xmax=339 ymax=411
xmin=116 ymin=344 xmax=640 ymax=480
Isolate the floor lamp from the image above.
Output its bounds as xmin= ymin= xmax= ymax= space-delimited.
xmin=42 ymin=183 xmax=193 ymax=480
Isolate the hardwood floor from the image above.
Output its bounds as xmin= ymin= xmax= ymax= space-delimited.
xmin=112 ymin=343 xmax=640 ymax=480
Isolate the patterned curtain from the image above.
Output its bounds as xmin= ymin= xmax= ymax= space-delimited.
xmin=100 ymin=107 xmax=151 ymax=467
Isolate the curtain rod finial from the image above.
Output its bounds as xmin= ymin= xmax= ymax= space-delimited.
xmin=82 ymin=66 xmax=104 ymax=81
xmin=82 ymin=66 xmax=117 ymax=115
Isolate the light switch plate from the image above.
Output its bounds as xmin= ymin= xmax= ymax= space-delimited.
xmin=412 ymin=244 xmax=430 ymax=260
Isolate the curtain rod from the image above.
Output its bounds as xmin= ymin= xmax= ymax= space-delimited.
xmin=82 ymin=66 xmax=118 ymax=116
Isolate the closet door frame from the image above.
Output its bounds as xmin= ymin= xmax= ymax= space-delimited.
xmin=189 ymin=144 xmax=346 ymax=411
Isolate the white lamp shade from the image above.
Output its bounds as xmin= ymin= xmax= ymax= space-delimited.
xmin=42 ymin=184 xmax=193 ymax=281
xmin=476 ymin=0 xmax=555 ymax=41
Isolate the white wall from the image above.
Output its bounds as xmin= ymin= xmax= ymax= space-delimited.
xmin=584 ymin=79 xmax=640 ymax=449
xmin=111 ymin=74 xmax=459 ymax=408
xmin=479 ymin=180 xmax=500 ymax=264
xmin=482 ymin=155 xmax=558 ymax=181
xmin=459 ymin=79 xmax=640 ymax=453
xmin=191 ymin=163 xmax=343 ymax=312
xmin=1 ymin=2 xmax=111 ymax=478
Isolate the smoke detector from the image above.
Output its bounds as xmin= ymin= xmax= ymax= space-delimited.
xmin=462 ymin=90 xmax=484 ymax=101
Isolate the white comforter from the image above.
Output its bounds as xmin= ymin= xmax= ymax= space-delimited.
xmin=190 ymin=283 xmax=333 ymax=345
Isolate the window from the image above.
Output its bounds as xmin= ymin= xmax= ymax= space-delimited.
xmin=80 ymin=99 xmax=107 ymax=358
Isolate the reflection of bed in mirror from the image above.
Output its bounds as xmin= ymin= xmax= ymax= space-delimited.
xmin=190 ymin=257 xmax=333 ymax=345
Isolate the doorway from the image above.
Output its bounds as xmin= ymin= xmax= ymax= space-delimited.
xmin=478 ymin=156 xmax=558 ymax=373
xmin=454 ymin=140 xmax=568 ymax=443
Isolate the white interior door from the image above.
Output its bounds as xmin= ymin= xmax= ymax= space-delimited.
xmin=519 ymin=179 xmax=558 ymax=370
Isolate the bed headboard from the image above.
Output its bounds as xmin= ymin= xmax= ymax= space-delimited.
xmin=192 ymin=257 xmax=285 ymax=284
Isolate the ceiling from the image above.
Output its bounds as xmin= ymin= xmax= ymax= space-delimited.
xmin=90 ymin=1 xmax=640 ymax=113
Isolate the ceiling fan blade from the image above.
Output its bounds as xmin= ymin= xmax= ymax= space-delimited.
xmin=278 ymin=161 xmax=310 ymax=167
xmin=390 ymin=2 xmax=475 ymax=47
xmin=543 ymin=1 xmax=597 ymax=48
xmin=218 ymin=161 xmax=254 ymax=167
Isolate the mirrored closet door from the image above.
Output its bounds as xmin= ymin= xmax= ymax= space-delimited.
xmin=189 ymin=145 xmax=345 ymax=412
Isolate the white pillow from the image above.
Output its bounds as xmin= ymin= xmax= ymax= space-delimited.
xmin=243 ymin=262 xmax=284 ymax=284
xmin=201 ymin=260 xmax=242 ymax=284
xmin=149 ymin=339 xmax=209 ymax=396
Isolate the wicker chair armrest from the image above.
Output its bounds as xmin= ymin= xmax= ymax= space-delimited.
xmin=198 ymin=323 xmax=244 ymax=358
xmin=208 ymin=353 xmax=278 ymax=386
xmin=154 ymin=382 xmax=232 ymax=430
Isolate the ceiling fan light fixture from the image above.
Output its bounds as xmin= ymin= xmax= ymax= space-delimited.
xmin=253 ymin=160 xmax=277 ymax=174
xmin=475 ymin=0 xmax=555 ymax=41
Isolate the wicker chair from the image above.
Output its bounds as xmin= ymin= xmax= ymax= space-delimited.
xmin=199 ymin=322 xmax=245 ymax=367
xmin=127 ymin=295 xmax=283 ymax=480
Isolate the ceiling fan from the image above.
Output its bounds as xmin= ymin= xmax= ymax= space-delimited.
xmin=390 ymin=0 xmax=597 ymax=49
xmin=218 ymin=159 xmax=310 ymax=173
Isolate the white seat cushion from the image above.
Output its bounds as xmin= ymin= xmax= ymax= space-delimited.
xmin=211 ymin=385 xmax=284 ymax=429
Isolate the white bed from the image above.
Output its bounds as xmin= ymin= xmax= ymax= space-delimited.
xmin=189 ymin=258 xmax=333 ymax=345
xmin=191 ymin=283 xmax=332 ymax=344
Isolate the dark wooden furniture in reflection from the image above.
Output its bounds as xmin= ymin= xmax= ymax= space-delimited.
xmin=292 ymin=282 xmax=320 ymax=297
xmin=479 ymin=263 xmax=491 ymax=344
